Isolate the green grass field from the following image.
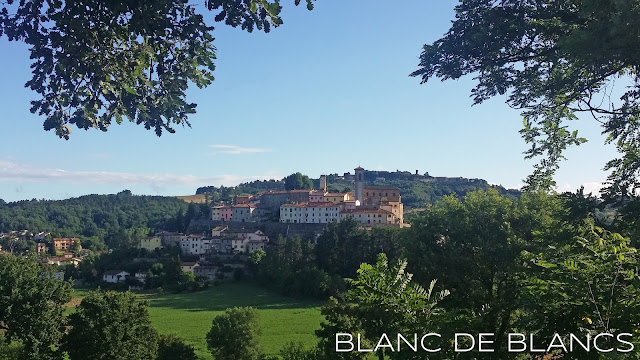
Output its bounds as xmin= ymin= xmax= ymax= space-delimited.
xmin=144 ymin=283 xmax=325 ymax=359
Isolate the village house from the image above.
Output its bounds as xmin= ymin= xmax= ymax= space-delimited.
xmin=220 ymin=206 xmax=233 ymax=221
xmin=155 ymin=231 xmax=184 ymax=247
xmin=180 ymin=235 xmax=212 ymax=255
xmin=193 ymin=266 xmax=217 ymax=279
xmin=234 ymin=195 xmax=253 ymax=204
xmin=232 ymin=204 xmax=256 ymax=222
xmin=220 ymin=229 xmax=269 ymax=254
xmin=309 ymin=190 xmax=325 ymax=202
xmin=103 ymin=270 xmax=130 ymax=283
xmin=140 ymin=237 xmax=162 ymax=251
xmin=53 ymin=238 xmax=81 ymax=251
xmin=36 ymin=242 xmax=48 ymax=254
xmin=181 ymin=262 xmax=199 ymax=273
xmin=340 ymin=208 xmax=397 ymax=225
xmin=324 ymin=192 xmax=352 ymax=204
xmin=211 ymin=205 xmax=223 ymax=221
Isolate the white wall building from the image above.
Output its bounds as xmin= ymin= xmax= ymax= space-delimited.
xmin=221 ymin=230 xmax=269 ymax=254
xmin=280 ymin=202 xmax=341 ymax=224
xmin=180 ymin=235 xmax=210 ymax=255
xmin=103 ymin=270 xmax=130 ymax=283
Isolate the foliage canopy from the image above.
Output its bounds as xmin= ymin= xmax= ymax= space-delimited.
xmin=411 ymin=0 xmax=640 ymax=197
xmin=0 ymin=0 xmax=314 ymax=138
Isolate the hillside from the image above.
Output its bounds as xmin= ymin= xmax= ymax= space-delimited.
xmin=0 ymin=190 xmax=190 ymax=251
xmin=195 ymin=170 xmax=520 ymax=209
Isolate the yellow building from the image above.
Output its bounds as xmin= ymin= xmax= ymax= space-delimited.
xmin=324 ymin=192 xmax=353 ymax=204
xmin=340 ymin=208 xmax=396 ymax=225
xmin=140 ymin=237 xmax=162 ymax=251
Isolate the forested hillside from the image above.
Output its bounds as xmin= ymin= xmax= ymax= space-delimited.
xmin=0 ymin=190 xmax=191 ymax=250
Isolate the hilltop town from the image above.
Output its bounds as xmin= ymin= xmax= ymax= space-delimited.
xmin=211 ymin=166 xmax=406 ymax=227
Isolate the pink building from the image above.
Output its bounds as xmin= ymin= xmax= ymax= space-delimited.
xmin=220 ymin=206 xmax=233 ymax=222
xmin=309 ymin=191 xmax=325 ymax=202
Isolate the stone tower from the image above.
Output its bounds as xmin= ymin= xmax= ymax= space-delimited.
xmin=319 ymin=175 xmax=327 ymax=193
xmin=354 ymin=166 xmax=364 ymax=202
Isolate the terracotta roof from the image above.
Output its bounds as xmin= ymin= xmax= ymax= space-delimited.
xmin=306 ymin=202 xmax=338 ymax=207
xmin=181 ymin=262 xmax=197 ymax=266
xmin=342 ymin=209 xmax=393 ymax=215
xmin=289 ymin=189 xmax=312 ymax=193
xmin=355 ymin=166 xmax=364 ymax=170
xmin=281 ymin=203 xmax=307 ymax=208
xmin=282 ymin=202 xmax=336 ymax=208
xmin=325 ymin=193 xmax=347 ymax=197
xmin=233 ymin=204 xmax=256 ymax=208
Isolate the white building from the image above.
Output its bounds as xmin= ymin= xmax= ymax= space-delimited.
xmin=181 ymin=262 xmax=199 ymax=273
xmin=221 ymin=230 xmax=269 ymax=254
xmin=103 ymin=270 xmax=130 ymax=283
xmin=211 ymin=206 xmax=223 ymax=221
xmin=280 ymin=202 xmax=341 ymax=224
xmin=180 ymin=235 xmax=211 ymax=255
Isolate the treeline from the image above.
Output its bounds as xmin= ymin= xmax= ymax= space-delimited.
xmin=250 ymin=218 xmax=404 ymax=299
xmin=195 ymin=180 xmax=285 ymax=198
xmin=0 ymin=191 xmax=197 ymax=251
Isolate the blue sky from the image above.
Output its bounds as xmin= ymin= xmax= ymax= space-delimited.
xmin=0 ymin=0 xmax=618 ymax=202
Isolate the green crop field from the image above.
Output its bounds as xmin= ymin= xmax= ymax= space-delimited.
xmin=144 ymin=283 xmax=325 ymax=359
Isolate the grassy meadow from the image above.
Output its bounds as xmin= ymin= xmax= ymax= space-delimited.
xmin=69 ymin=283 xmax=325 ymax=359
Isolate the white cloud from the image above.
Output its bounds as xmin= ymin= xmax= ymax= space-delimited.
xmin=555 ymin=181 xmax=605 ymax=195
xmin=0 ymin=160 xmax=280 ymax=188
xmin=209 ymin=144 xmax=271 ymax=155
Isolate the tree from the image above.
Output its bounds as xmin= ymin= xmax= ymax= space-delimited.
xmin=284 ymin=173 xmax=313 ymax=191
xmin=157 ymin=334 xmax=198 ymax=360
xmin=521 ymin=221 xmax=640 ymax=359
xmin=315 ymin=218 xmax=376 ymax=277
xmin=403 ymin=190 xmax=568 ymax=357
xmin=206 ymin=307 xmax=262 ymax=360
xmin=316 ymin=254 xmax=448 ymax=360
xmin=279 ymin=341 xmax=317 ymax=360
xmin=0 ymin=255 xmax=71 ymax=360
xmin=0 ymin=255 xmax=71 ymax=359
xmin=411 ymin=0 xmax=640 ymax=196
xmin=0 ymin=0 xmax=315 ymax=139
xmin=63 ymin=291 xmax=158 ymax=360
